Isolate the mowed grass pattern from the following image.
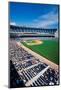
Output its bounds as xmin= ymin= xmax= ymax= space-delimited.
xmin=22 ymin=40 xmax=59 ymax=65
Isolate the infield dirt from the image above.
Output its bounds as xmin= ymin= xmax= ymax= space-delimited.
xmin=25 ymin=40 xmax=43 ymax=45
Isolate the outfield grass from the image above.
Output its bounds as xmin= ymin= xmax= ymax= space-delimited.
xmin=22 ymin=40 xmax=59 ymax=65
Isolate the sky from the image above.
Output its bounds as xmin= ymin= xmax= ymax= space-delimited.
xmin=9 ymin=2 xmax=59 ymax=29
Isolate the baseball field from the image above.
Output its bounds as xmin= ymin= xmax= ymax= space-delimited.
xmin=22 ymin=39 xmax=59 ymax=65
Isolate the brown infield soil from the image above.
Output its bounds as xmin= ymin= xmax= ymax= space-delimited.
xmin=25 ymin=40 xmax=43 ymax=45
xmin=34 ymin=40 xmax=43 ymax=45
xmin=17 ymin=42 xmax=59 ymax=71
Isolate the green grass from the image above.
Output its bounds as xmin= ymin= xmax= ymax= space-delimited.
xmin=22 ymin=40 xmax=59 ymax=65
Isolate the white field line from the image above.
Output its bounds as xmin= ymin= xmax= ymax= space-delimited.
xmin=17 ymin=42 xmax=58 ymax=71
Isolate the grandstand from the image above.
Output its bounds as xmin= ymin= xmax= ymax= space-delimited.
xmin=9 ymin=40 xmax=59 ymax=87
xmin=9 ymin=25 xmax=57 ymax=38
xmin=9 ymin=25 xmax=59 ymax=87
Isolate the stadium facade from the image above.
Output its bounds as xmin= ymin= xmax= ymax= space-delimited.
xmin=10 ymin=25 xmax=57 ymax=38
